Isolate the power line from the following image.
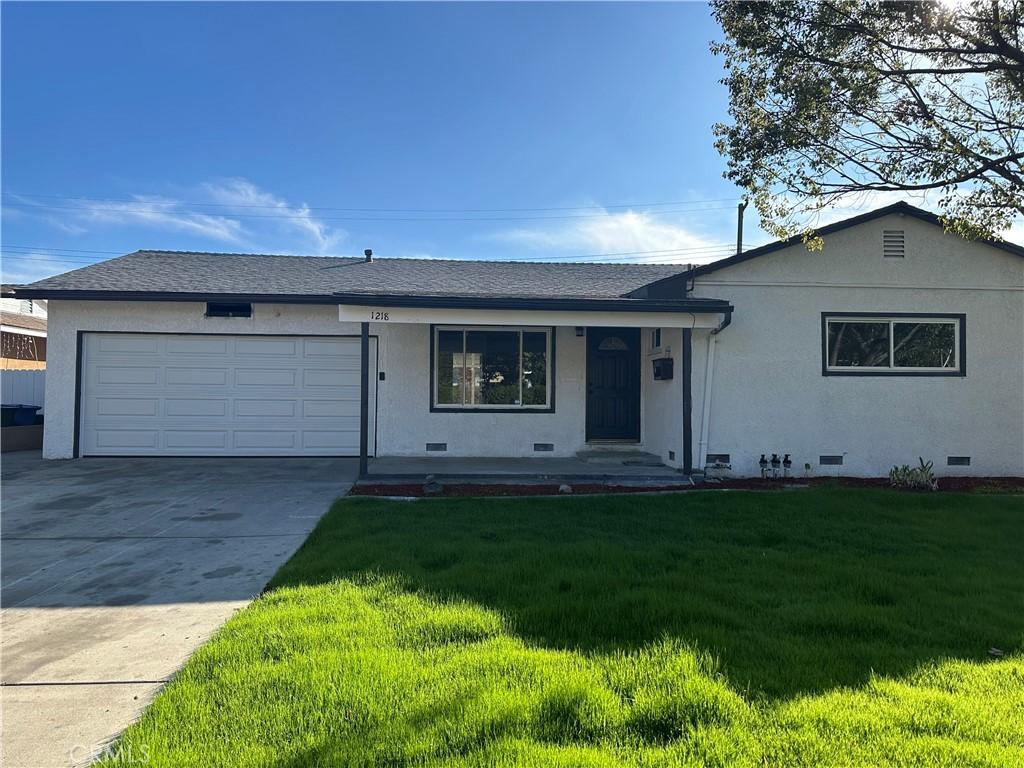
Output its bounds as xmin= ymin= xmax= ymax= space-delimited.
xmin=0 ymin=244 xmax=127 ymax=255
xmin=1 ymin=243 xmax=730 ymax=259
xmin=0 ymin=199 xmax=736 ymax=223
xmin=3 ymin=190 xmax=739 ymax=214
xmin=1 ymin=244 xmax=736 ymax=267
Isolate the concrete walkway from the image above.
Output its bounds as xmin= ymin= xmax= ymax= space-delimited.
xmin=1 ymin=451 xmax=355 ymax=768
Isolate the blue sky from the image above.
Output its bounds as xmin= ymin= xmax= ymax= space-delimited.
xmin=0 ymin=2 xmax=983 ymax=284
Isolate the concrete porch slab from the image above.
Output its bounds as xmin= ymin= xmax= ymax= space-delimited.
xmin=366 ymin=455 xmax=684 ymax=481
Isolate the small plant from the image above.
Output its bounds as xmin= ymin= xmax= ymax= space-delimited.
xmin=889 ymin=457 xmax=938 ymax=491
xmin=803 ymin=462 xmax=812 ymax=477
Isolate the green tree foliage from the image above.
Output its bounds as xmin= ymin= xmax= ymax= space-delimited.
xmin=711 ymin=0 xmax=1023 ymax=245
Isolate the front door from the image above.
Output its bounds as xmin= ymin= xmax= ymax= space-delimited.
xmin=586 ymin=328 xmax=641 ymax=441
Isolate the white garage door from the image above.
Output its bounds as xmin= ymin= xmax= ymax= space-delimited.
xmin=80 ymin=333 xmax=377 ymax=456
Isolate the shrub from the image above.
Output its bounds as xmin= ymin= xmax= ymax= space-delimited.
xmin=889 ymin=458 xmax=938 ymax=491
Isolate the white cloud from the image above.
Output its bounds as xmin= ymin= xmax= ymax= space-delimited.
xmin=79 ymin=195 xmax=248 ymax=244
xmin=491 ymin=208 xmax=730 ymax=263
xmin=200 ymin=178 xmax=345 ymax=253
xmin=6 ymin=179 xmax=347 ymax=253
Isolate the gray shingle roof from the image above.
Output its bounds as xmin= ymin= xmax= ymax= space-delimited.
xmin=18 ymin=250 xmax=691 ymax=300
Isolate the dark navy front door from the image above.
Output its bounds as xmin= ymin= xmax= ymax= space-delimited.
xmin=585 ymin=328 xmax=641 ymax=441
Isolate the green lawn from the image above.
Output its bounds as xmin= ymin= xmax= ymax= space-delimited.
xmin=102 ymin=488 xmax=1023 ymax=767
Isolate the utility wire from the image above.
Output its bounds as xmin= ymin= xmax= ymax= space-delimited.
xmin=0 ymin=199 xmax=735 ymax=223
xmin=3 ymin=190 xmax=739 ymax=214
xmin=1 ymin=242 xmax=736 ymax=263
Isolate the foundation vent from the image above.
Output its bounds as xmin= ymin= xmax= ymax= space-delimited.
xmin=819 ymin=455 xmax=844 ymax=466
xmin=947 ymin=456 xmax=971 ymax=466
xmin=425 ymin=442 xmax=447 ymax=452
xmin=533 ymin=443 xmax=554 ymax=452
xmin=883 ymin=230 xmax=905 ymax=258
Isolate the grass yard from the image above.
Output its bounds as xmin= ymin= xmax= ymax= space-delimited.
xmin=101 ymin=487 xmax=1023 ymax=767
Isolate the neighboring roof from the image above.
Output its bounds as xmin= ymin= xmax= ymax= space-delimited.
xmin=633 ymin=201 xmax=1024 ymax=298
xmin=14 ymin=251 xmax=696 ymax=302
xmin=0 ymin=311 xmax=47 ymax=334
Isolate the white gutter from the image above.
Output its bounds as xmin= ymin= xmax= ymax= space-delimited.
xmin=697 ymin=332 xmax=717 ymax=472
xmin=696 ymin=310 xmax=732 ymax=472
xmin=1 ymin=325 xmax=47 ymax=338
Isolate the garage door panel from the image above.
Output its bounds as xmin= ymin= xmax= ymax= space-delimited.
xmin=303 ymin=399 xmax=357 ymax=418
xmin=234 ymin=368 xmax=297 ymax=387
xmin=164 ymin=430 xmax=229 ymax=449
xmin=94 ymin=397 xmax=160 ymax=417
xmin=164 ymin=399 xmax=229 ymax=417
xmin=166 ymin=337 xmax=228 ymax=355
xmin=96 ymin=336 xmax=160 ymax=354
xmin=82 ymin=334 xmax=376 ymax=456
xmin=303 ymin=338 xmax=361 ymax=359
xmin=303 ymin=430 xmax=358 ymax=450
xmin=235 ymin=338 xmax=297 ymax=356
xmin=165 ymin=367 xmax=229 ymax=386
xmin=96 ymin=366 xmax=160 ymax=385
xmin=233 ymin=430 xmax=297 ymax=449
xmin=303 ymin=369 xmax=362 ymax=387
xmin=234 ymin=399 xmax=296 ymax=418
xmin=93 ymin=429 xmax=160 ymax=450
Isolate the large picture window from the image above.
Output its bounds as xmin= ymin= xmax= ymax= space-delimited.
xmin=433 ymin=326 xmax=553 ymax=410
xmin=822 ymin=313 xmax=965 ymax=376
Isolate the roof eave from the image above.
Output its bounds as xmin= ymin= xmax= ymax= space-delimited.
xmin=332 ymin=292 xmax=732 ymax=313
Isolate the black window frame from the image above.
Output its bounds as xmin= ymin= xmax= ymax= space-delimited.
xmin=429 ymin=324 xmax=556 ymax=413
xmin=205 ymin=302 xmax=253 ymax=318
xmin=820 ymin=312 xmax=966 ymax=377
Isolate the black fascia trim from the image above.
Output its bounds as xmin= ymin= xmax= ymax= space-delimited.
xmin=12 ymin=290 xmax=344 ymax=303
xmin=428 ymin=324 xmax=557 ymax=414
xmin=681 ymin=328 xmax=693 ymax=474
xmin=631 ymin=201 xmax=1024 ymax=296
xmin=73 ymin=331 xmax=84 ymax=458
xmin=820 ymin=312 xmax=967 ymax=377
xmin=335 ymin=292 xmax=731 ymax=314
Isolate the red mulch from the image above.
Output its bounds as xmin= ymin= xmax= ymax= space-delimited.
xmin=349 ymin=476 xmax=1024 ymax=498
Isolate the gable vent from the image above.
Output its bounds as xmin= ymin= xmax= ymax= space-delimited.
xmin=883 ymin=230 xmax=905 ymax=258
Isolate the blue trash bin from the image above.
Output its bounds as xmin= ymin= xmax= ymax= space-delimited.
xmin=12 ymin=405 xmax=41 ymax=426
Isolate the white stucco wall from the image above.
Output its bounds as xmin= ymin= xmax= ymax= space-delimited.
xmin=640 ymin=326 xmax=684 ymax=468
xmin=375 ymin=324 xmax=589 ymax=457
xmin=44 ymin=300 xmax=680 ymax=461
xmin=690 ymin=213 xmax=1024 ymax=477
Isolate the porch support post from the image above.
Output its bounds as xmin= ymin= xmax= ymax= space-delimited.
xmin=359 ymin=321 xmax=369 ymax=479
xmin=681 ymin=328 xmax=693 ymax=475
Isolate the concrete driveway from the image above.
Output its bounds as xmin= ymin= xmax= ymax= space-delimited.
xmin=1 ymin=451 xmax=356 ymax=768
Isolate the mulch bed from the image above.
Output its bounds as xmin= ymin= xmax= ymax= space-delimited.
xmin=349 ymin=476 xmax=1024 ymax=498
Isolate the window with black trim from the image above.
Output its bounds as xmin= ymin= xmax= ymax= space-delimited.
xmin=823 ymin=314 xmax=964 ymax=375
xmin=433 ymin=326 xmax=552 ymax=410
xmin=206 ymin=302 xmax=252 ymax=318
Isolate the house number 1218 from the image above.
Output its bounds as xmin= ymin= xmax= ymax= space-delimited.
xmin=370 ymin=311 xmax=390 ymax=321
